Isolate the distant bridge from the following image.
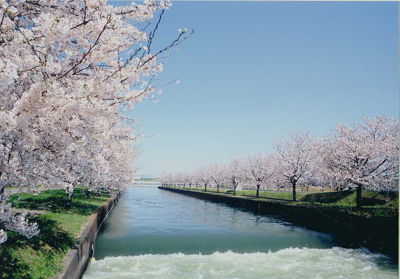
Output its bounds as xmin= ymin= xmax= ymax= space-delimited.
xmin=132 ymin=180 xmax=162 ymax=187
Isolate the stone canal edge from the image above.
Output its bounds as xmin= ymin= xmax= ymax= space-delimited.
xmin=53 ymin=194 xmax=120 ymax=279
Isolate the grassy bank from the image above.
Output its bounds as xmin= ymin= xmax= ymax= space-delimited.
xmin=0 ymin=189 xmax=111 ymax=279
xmin=169 ymin=187 xmax=398 ymax=218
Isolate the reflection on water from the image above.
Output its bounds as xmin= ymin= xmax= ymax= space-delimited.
xmin=93 ymin=187 xmax=333 ymax=258
xmin=84 ymin=187 xmax=398 ymax=278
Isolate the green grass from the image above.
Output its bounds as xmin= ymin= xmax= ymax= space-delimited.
xmin=183 ymin=187 xmax=322 ymax=200
xmin=0 ymin=189 xmax=111 ymax=279
xmin=169 ymin=186 xmax=398 ymax=218
xmin=298 ymin=190 xmax=398 ymax=218
xmin=234 ymin=190 xmax=310 ymax=200
xmin=186 ymin=187 xmax=230 ymax=193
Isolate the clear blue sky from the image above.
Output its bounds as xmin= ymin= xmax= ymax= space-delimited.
xmin=111 ymin=1 xmax=398 ymax=177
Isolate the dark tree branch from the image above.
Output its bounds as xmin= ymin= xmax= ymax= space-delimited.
xmin=146 ymin=10 xmax=164 ymax=55
xmin=58 ymin=16 xmax=111 ymax=79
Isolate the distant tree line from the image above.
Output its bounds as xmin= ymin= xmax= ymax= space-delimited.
xmin=160 ymin=116 xmax=399 ymax=209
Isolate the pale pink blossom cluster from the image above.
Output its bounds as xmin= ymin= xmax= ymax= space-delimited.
xmin=0 ymin=0 xmax=191 ymax=243
xmin=319 ymin=116 xmax=398 ymax=204
xmin=0 ymin=200 xmax=38 ymax=244
xmin=5 ymin=213 xmax=40 ymax=239
xmin=161 ymin=116 xmax=398 ymax=207
xmin=0 ymin=229 xmax=7 ymax=243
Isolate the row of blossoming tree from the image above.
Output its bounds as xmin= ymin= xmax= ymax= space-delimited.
xmin=160 ymin=115 xmax=398 ymax=209
xmin=0 ymin=0 xmax=191 ymax=244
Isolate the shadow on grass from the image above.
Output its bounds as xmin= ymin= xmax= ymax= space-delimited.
xmin=0 ymin=216 xmax=75 ymax=279
xmin=301 ymin=190 xmax=354 ymax=203
xmin=0 ymin=231 xmax=32 ymax=279
xmin=9 ymin=190 xmax=106 ymax=216
xmin=31 ymin=215 xmax=76 ymax=251
xmin=1 ymin=189 xmax=111 ymax=278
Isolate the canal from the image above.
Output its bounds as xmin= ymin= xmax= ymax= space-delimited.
xmin=83 ymin=187 xmax=398 ymax=278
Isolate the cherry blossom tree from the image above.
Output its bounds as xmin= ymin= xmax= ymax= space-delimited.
xmin=0 ymin=0 xmax=192 ymax=243
xmin=245 ymin=153 xmax=275 ymax=198
xmin=159 ymin=172 xmax=174 ymax=187
xmin=160 ymin=171 xmax=190 ymax=188
xmin=175 ymin=172 xmax=188 ymax=188
xmin=185 ymin=172 xmax=197 ymax=189
xmin=226 ymin=157 xmax=245 ymax=196
xmin=197 ymin=166 xmax=213 ymax=192
xmin=0 ymin=193 xmax=40 ymax=244
xmin=272 ymin=132 xmax=316 ymax=202
xmin=181 ymin=172 xmax=193 ymax=189
xmin=210 ymin=163 xmax=227 ymax=193
xmin=191 ymin=171 xmax=201 ymax=189
xmin=320 ymin=116 xmax=398 ymax=208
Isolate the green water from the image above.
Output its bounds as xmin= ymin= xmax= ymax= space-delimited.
xmin=83 ymin=187 xmax=398 ymax=278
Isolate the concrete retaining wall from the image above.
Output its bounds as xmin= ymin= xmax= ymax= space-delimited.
xmin=159 ymin=187 xmax=398 ymax=260
xmin=54 ymin=195 xmax=119 ymax=279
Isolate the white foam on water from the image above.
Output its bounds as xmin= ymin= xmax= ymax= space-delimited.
xmin=83 ymin=247 xmax=398 ymax=279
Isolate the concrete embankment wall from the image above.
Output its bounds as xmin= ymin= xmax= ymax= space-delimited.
xmin=159 ymin=187 xmax=398 ymax=259
xmin=54 ymin=195 xmax=119 ymax=279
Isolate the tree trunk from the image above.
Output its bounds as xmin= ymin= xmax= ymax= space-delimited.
xmin=356 ymin=183 xmax=362 ymax=209
xmin=256 ymin=184 xmax=260 ymax=198
xmin=292 ymin=179 xmax=297 ymax=202
xmin=204 ymin=184 xmax=207 ymax=192
xmin=217 ymin=184 xmax=220 ymax=193
xmin=233 ymin=185 xmax=236 ymax=196
xmin=66 ymin=191 xmax=73 ymax=208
